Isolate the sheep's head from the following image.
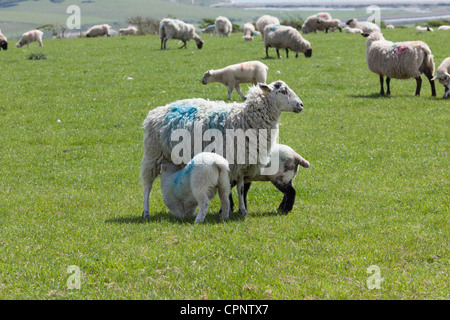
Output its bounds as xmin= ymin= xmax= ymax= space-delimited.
xmin=202 ymin=70 xmax=213 ymax=85
xmin=194 ymin=35 xmax=204 ymax=49
xmin=432 ymin=72 xmax=450 ymax=87
xmin=259 ymin=81 xmax=303 ymax=113
xmin=0 ymin=40 xmax=7 ymax=50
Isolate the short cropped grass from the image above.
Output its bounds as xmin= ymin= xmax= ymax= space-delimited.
xmin=0 ymin=28 xmax=448 ymax=299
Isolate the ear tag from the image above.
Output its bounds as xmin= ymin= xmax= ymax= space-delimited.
xmin=263 ymin=88 xmax=269 ymax=95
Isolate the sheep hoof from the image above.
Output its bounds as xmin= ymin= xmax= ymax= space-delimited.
xmin=142 ymin=211 xmax=150 ymax=219
xmin=239 ymin=209 xmax=248 ymax=217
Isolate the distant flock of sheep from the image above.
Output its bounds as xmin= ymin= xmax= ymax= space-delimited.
xmin=1 ymin=13 xmax=448 ymax=223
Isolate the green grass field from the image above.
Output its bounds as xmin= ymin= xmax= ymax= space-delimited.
xmin=0 ymin=28 xmax=448 ymax=299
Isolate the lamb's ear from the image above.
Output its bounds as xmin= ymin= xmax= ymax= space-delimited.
xmin=431 ymin=76 xmax=437 ymax=81
xmin=445 ymin=72 xmax=450 ymax=78
xmin=258 ymin=83 xmax=270 ymax=95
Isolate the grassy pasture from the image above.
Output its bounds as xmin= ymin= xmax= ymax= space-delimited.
xmin=0 ymin=28 xmax=448 ymax=299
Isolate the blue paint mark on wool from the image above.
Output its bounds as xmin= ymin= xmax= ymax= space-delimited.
xmin=207 ymin=109 xmax=228 ymax=131
xmin=164 ymin=104 xmax=198 ymax=129
xmin=174 ymin=158 xmax=194 ymax=186
xmin=271 ymin=24 xmax=280 ymax=31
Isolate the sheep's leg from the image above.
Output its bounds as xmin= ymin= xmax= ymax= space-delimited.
xmin=243 ymin=182 xmax=250 ymax=210
xmin=415 ymin=76 xmax=422 ymax=96
xmin=160 ymin=38 xmax=164 ymax=50
xmin=141 ymin=142 xmax=163 ymax=218
xmin=227 ymin=86 xmax=233 ymax=100
xmin=424 ymin=71 xmax=436 ymax=97
xmin=274 ymin=182 xmax=296 ymax=214
xmin=195 ymin=196 xmax=209 ymax=223
xmin=295 ymin=53 xmax=298 ymax=58
xmin=218 ymin=190 xmax=230 ymax=221
xmin=179 ymin=41 xmax=187 ymax=49
xmin=386 ymin=77 xmax=391 ymax=95
xmin=237 ymin=178 xmax=248 ymax=217
xmin=265 ymin=46 xmax=270 ymax=58
xmin=235 ymin=84 xmax=246 ymax=100
xmin=444 ymin=86 xmax=449 ymax=99
xmin=379 ymin=75 xmax=385 ymax=95
xmin=276 ymin=48 xmax=281 ymax=59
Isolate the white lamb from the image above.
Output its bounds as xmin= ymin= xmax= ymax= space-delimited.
xmin=141 ymin=80 xmax=304 ymax=219
xmin=16 ymin=30 xmax=43 ymax=48
xmin=432 ymin=57 xmax=450 ymax=98
xmin=202 ymin=61 xmax=268 ymax=100
xmin=160 ymin=152 xmax=231 ymax=223
xmin=346 ymin=19 xmax=380 ymax=34
xmin=343 ymin=26 xmax=363 ymax=34
xmin=0 ymin=30 xmax=7 ymax=50
xmin=201 ymin=24 xmax=216 ymax=36
xmin=256 ymin=15 xmax=280 ymax=37
xmin=85 ymin=24 xmax=112 ymax=37
xmin=215 ymin=16 xmax=232 ymax=38
xmin=437 ymin=25 xmax=450 ymax=31
xmin=386 ymin=24 xmax=395 ymax=30
xmin=363 ymin=31 xmax=436 ymax=96
xmin=159 ymin=18 xmax=204 ymax=50
xmin=264 ymin=24 xmax=312 ymax=59
xmin=323 ymin=19 xmax=342 ymax=33
xmin=243 ymin=23 xmax=256 ymax=41
xmin=119 ymin=26 xmax=137 ymax=36
xmin=416 ymin=26 xmax=434 ymax=32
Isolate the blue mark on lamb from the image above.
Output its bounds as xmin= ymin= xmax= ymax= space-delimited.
xmin=174 ymin=158 xmax=194 ymax=186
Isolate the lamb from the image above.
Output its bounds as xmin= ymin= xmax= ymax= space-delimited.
xmin=201 ymin=24 xmax=216 ymax=36
xmin=16 ymin=30 xmax=43 ymax=48
xmin=346 ymin=19 xmax=380 ymax=34
xmin=386 ymin=24 xmax=395 ymax=30
xmin=215 ymin=16 xmax=232 ymax=38
xmin=243 ymin=23 xmax=256 ymax=41
xmin=159 ymin=18 xmax=204 ymax=50
xmin=437 ymin=25 xmax=450 ymax=31
xmin=343 ymin=26 xmax=363 ymax=34
xmin=363 ymin=31 xmax=436 ymax=97
xmin=416 ymin=26 xmax=434 ymax=32
xmin=119 ymin=26 xmax=137 ymax=36
xmin=141 ymin=80 xmax=304 ymax=219
xmin=432 ymin=57 xmax=450 ymax=98
xmin=301 ymin=15 xmax=326 ymax=34
xmin=202 ymin=61 xmax=268 ymax=101
xmin=85 ymin=24 xmax=112 ymax=37
xmin=323 ymin=19 xmax=342 ymax=33
xmin=0 ymin=30 xmax=7 ymax=50
xmin=229 ymin=144 xmax=310 ymax=214
xmin=160 ymin=152 xmax=231 ymax=223
xmin=256 ymin=15 xmax=280 ymax=37
xmin=264 ymin=24 xmax=312 ymax=59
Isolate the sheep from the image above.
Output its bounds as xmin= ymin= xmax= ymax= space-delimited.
xmin=346 ymin=19 xmax=380 ymax=34
xmin=160 ymin=152 xmax=231 ymax=223
xmin=343 ymin=26 xmax=363 ymax=34
xmin=363 ymin=31 xmax=436 ymax=97
xmin=264 ymin=24 xmax=312 ymax=59
xmin=159 ymin=18 xmax=204 ymax=50
xmin=119 ymin=26 xmax=137 ymax=36
xmin=141 ymin=80 xmax=304 ymax=220
xmin=432 ymin=57 xmax=450 ymax=98
xmin=0 ymin=30 xmax=7 ymax=50
xmin=16 ymin=29 xmax=44 ymax=48
xmin=243 ymin=23 xmax=256 ymax=41
xmin=323 ymin=19 xmax=342 ymax=33
xmin=202 ymin=61 xmax=268 ymax=101
xmin=301 ymin=16 xmax=325 ymax=34
xmin=256 ymin=15 xmax=280 ymax=37
xmin=215 ymin=16 xmax=232 ymax=38
xmin=85 ymin=24 xmax=112 ymax=37
xmin=386 ymin=24 xmax=395 ymax=30
xmin=416 ymin=26 xmax=434 ymax=32
xmin=437 ymin=25 xmax=450 ymax=31
xmin=201 ymin=24 xmax=216 ymax=36
xmin=229 ymin=144 xmax=310 ymax=214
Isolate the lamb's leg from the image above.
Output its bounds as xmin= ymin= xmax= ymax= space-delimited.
xmin=274 ymin=182 xmax=296 ymax=214
xmin=415 ymin=76 xmax=422 ymax=96
xmin=227 ymin=86 xmax=233 ymax=100
xmin=386 ymin=77 xmax=391 ymax=95
xmin=237 ymin=178 xmax=248 ymax=217
xmin=195 ymin=196 xmax=209 ymax=223
xmin=235 ymin=84 xmax=246 ymax=100
xmin=379 ymin=75 xmax=385 ymax=95
xmin=424 ymin=71 xmax=436 ymax=97
xmin=444 ymin=86 xmax=449 ymax=99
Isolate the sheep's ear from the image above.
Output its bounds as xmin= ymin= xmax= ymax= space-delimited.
xmin=361 ymin=33 xmax=370 ymax=37
xmin=258 ymin=83 xmax=270 ymax=95
xmin=431 ymin=76 xmax=437 ymax=81
xmin=445 ymin=72 xmax=450 ymax=78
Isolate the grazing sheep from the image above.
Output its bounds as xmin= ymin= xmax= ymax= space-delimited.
xmin=363 ymin=31 xmax=436 ymax=96
xmin=243 ymin=23 xmax=256 ymax=41
xmin=323 ymin=19 xmax=342 ymax=33
xmin=160 ymin=152 xmax=231 ymax=223
xmin=346 ymin=19 xmax=380 ymax=34
xmin=0 ymin=30 xmax=7 ymax=50
xmin=437 ymin=25 xmax=450 ymax=31
xmin=264 ymin=24 xmax=312 ymax=59
xmin=215 ymin=16 xmax=232 ymax=38
xmin=16 ymin=30 xmax=44 ymax=48
xmin=201 ymin=24 xmax=216 ymax=36
xmin=386 ymin=24 xmax=395 ymax=30
xmin=119 ymin=26 xmax=137 ymax=36
xmin=301 ymin=15 xmax=324 ymax=34
xmin=86 ymin=24 xmax=112 ymax=37
xmin=416 ymin=26 xmax=434 ymax=32
xmin=432 ymin=57 xmax=450 ymax=98
xmin=256 ymin=15 xmax=280 ymax=37
xmin=159 ymin=18 xmax=204 ymax=50
xmin=202 ymin=61 xmax=268 ymax=100
xmin=344 ymin=26 xmax=363 ymax=34
xmin=229 ymin=144 xmax=310 ymax=214
xmin=141 ymin=80 xmax=304 ymax=219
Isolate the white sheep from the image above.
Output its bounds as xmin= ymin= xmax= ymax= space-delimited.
xmin=432 ymin=57 xmax=450 ymax=98
xmin=229 ymin=144 xmax=310 ymax=214
xmin=159 ymin=18 xmax=204 ymax=50
xmin=0 ymin=30 xmax=7 ymax=50
xmin=141 ymin=80 xmax=304 ymax=219
xmin=243 ymin=23 xmax=256 ymax=41
xmin=119 ymin=26 xmax=137 ymax=36
xmin=85 ymin=24 xmax=112 ymax=37
xmin=323 ymin=19 xmax=342 ymax=33
xmin=264 ymin=24 xmax=312 ymax=59
xmin=201 ymin=24 xmax=216 ymax=36
xmin=202 ymin=61 xmax=268 ymax=100
xmin=215 ymin=16 xmax=232 ymax=38
xmin=386 ymin=24 xmax=395 ymax=30
xmin=16 ymin=29 xmax=43 ymax=48
xmin=416 ymin=26 xmax=434 ymax=32
xmin=256 ymin=15 xmax=280 ymax=37
xmin=160 ymin=152 xmax=231 ymax=223
xmin=363 ymin=31 xmax=436 ymax=96
xmin=346 ymin=19 xmax=380 ymax=34
xmin=437 ymin=25 xmax=450 ymax=31
xmin=343 ymin=26 xmax=363 ymax=34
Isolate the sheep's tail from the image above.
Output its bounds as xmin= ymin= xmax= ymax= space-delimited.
xmin=215 ymin=160 xmax=231 ymax=200
xmin=294 ymin=153 xmax=310 ymax=168
xmin=417 ymin=42 xmax=435 ymax=75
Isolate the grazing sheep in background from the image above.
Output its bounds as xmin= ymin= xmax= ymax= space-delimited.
xmin=202 ymin=61 xmax=268 ymax=100
xmin=386 ymin=24 xmax=395 ymax=30
xmin=344 ymin=26 xmax=363 ymax=34
xmin=416 ymin=26 xmax=434 ymax=32
xmin=243 ymin=23 xmax=256 ymax=41
xmin=346 ymin=19 xmax=380 ymax=34
xmin=201 ymin=24 xmax=216 ymax=36
xmin=256 ymin=15 xmax=280 ymax=37
xmin=119 ymin=26 xmax=137 ymax=36
xmin=159 ymin=18 xmax=204 ymax=50
xmin=16 ymin=30 xmax=44 ymax=47
xmin=363 ymin=31 xmax=436 ymax=96
xmin=437 ymin=25 xmax=450 ymax=31
xmin=432 ymin=57 xmax=450 ymax=98
xmin=0 ymin=30 xmax=7 ymax=50
xmin=323 ymin=19 xmax=342 ymax=33
xmin=160 ymin=152 xmax=231 ymax=223
xmin=301 ymin=15 xmax=324 ymax=34
xmin=141 ymin=80 xmax=304 ymax=219
xmin=215 ymin=16 xmax=232 ymax=38
xmin=86 ymin=24 xmax=112 ymax=37
xmin=264 ymin=24 xmax=312 ymax=59
xmin=229 ymin=144 xmax=310 ymax=214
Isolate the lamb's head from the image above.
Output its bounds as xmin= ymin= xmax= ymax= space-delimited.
xmin=202 ymin=70 xmax=213 ymax=85
xmin=0 ymin=40 xmax=7 ymax=50
xmin=346 ymin=19 xmax=357 ymax=27
xmin=160 ymin=163 xmax=180 ymax=177
xmin=432 ymin=72 xmax=450 ymax=88
xmin=259 ymin=81 xmax=303 ymax=113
